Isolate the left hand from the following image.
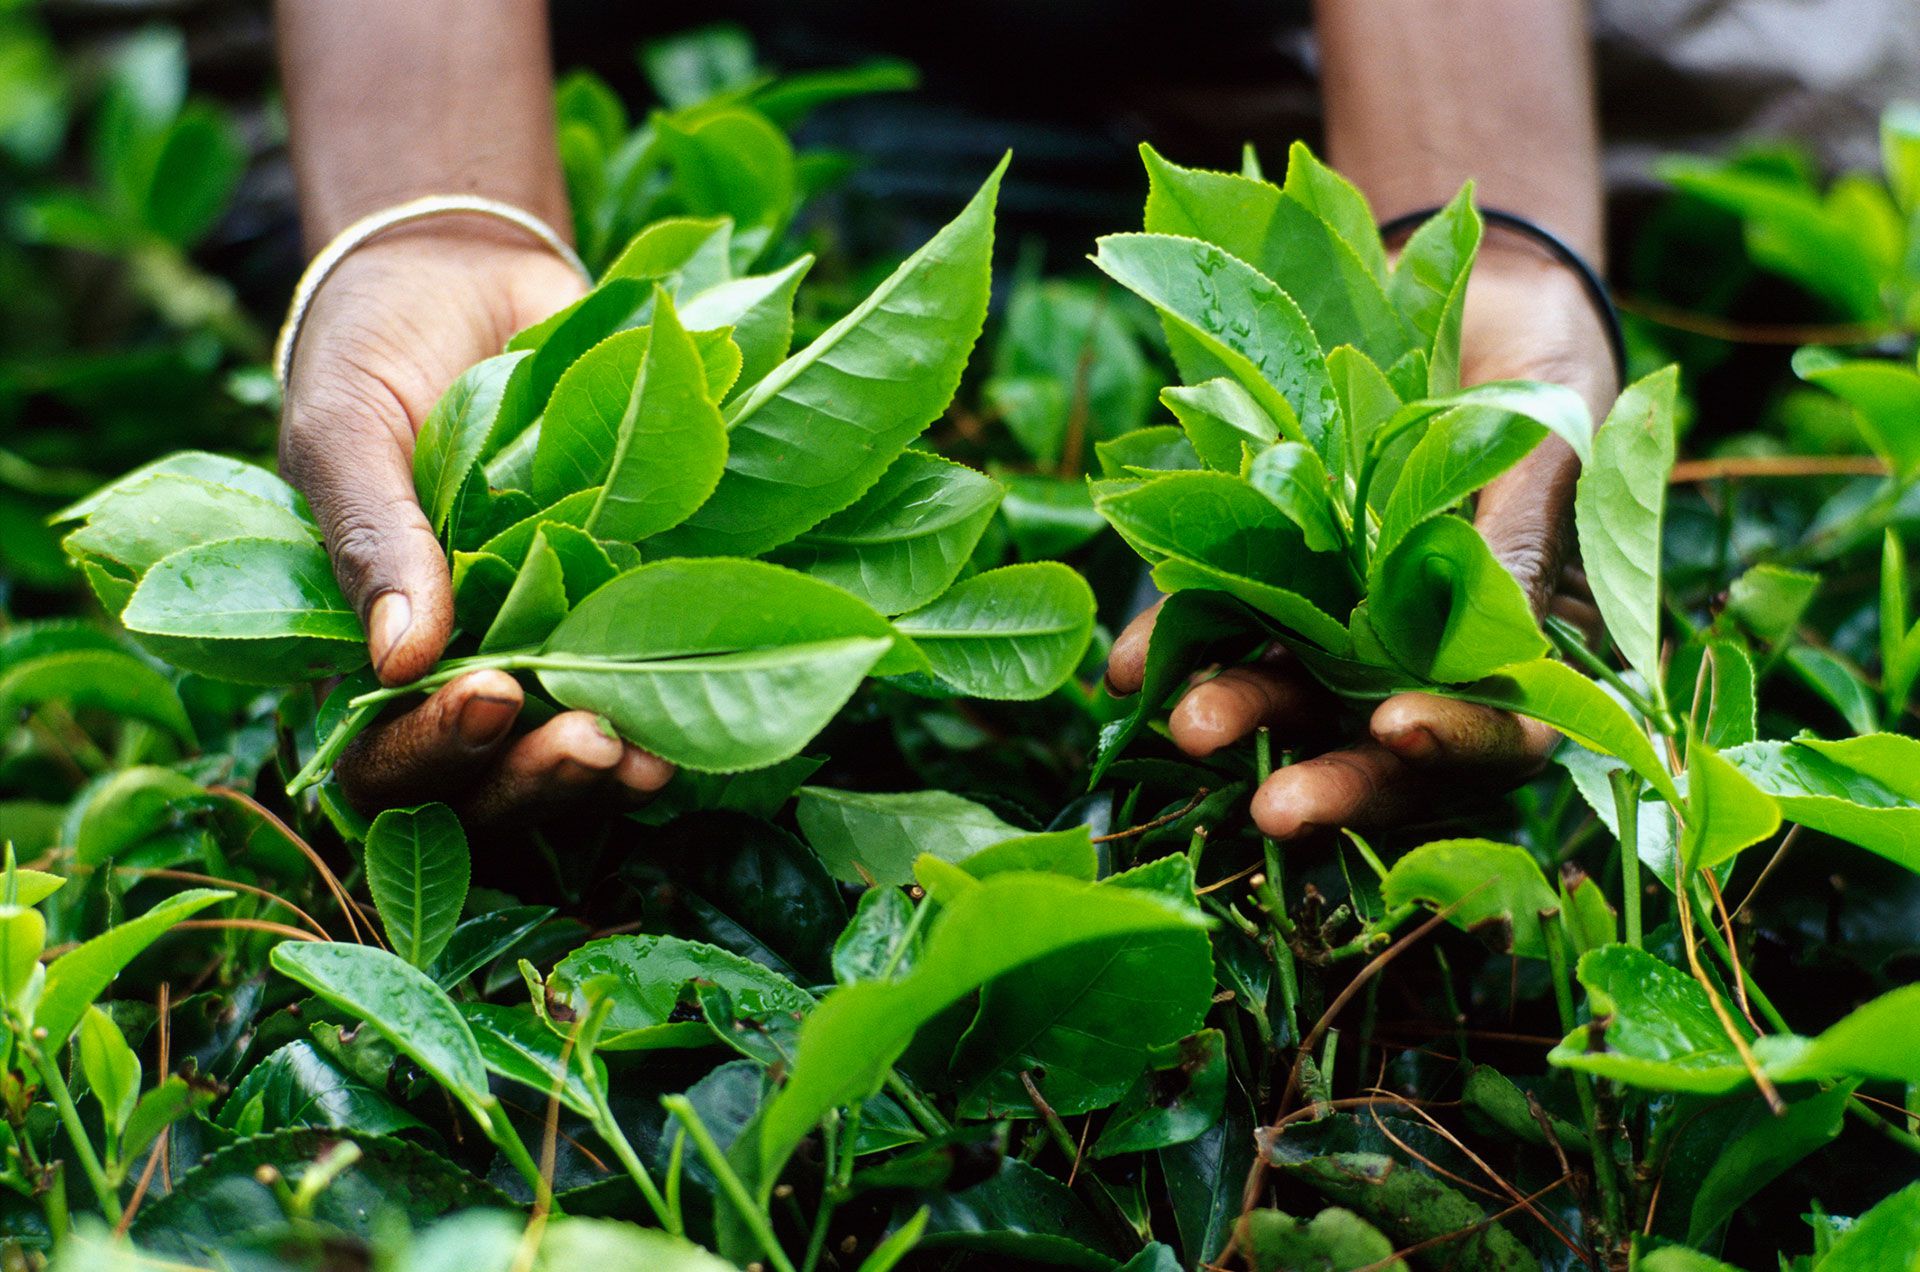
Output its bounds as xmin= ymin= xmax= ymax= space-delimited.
xmin=1104 ymin=235 xmax=1618 ymax=841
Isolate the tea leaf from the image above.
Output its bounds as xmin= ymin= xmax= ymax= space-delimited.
xmin=1162 ymin=377 xmax=1279 ymax=471
xmin=891 ymin=562 xmax=1095 ymax=700
xmin=1374 ymin=406 xmax=1548 ymax=562
xmin=680 ymin=255 xmax=811 ymax=395
xmin=1245 ymin=442 xmax=1341 ymax=553
xmin=1387 ymin=187 xmax=1479 ymax=393
xmin=746 ymin=870 xmax=1209 ymax=1197
xmin=270 ymin=942 xmax=493 ymax=1115
xmin=797 ymin=786 xmax=1025 ymax=886
xmin=1091 ymin=232 xmax=1336 ymax=462
xmin=38 ymin=887 xmax=231 ymax=1047
xmin=78 ymin=1005 xmax=140 ymax=1138
xmin=413 ymin=353 xmax=527 ymax=534
xmin=768 ymin=451 xmax=1002 ymax=615
xmin=1369 ymin=516 xmax=1548 ymax=682
xmin=537 ymin=558 xmax=899 ymax=771
xmin=1574 ymin=367 xmax=1678 ymax=705
xmin=460 ymin=1002 xmax=602 ymax=1116
xmin=1095 ymin=472 xmax=1351 ymax=651
xmin=1382 ymin=838 xmax=1559 ymax=958
xmin=62 ymin=471 xmax=316 ymax=578
xmin=0 ymin=648 xmax=195 ymax=746
xmin=365 ymin=803 xmax=471 ymax=969
xmin=649 ymin=159 xmax=1003 ymax=557
xmin=121 ymin=537 xmax=366 ymax=684
xmin=1792 ymin=347 xmax=1920 ymax=479
xmin=1680 ymin=740 xmax=1780 ymax=872
xmin=478 ymin=528 xmax=568 ymax=653
xmin=542 ymin=933 xmax=811 ymax=1050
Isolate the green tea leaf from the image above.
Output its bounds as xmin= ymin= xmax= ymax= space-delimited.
xmin=951 ymin=855 xmax=1212 ymax=1117
xmin=1681 ymin=740 xmax=1780 ymax=872
xmin=1095 ymin=471 xmax=1351 ymax=651
xmin=650 ymin=159 xmax=1003 ymax=557
xmin=542 ymin=934 xmax=811 ymax=1051
xmin=365 ymin=804 xmax=471 ymax=969
xmin=1374 ymin=407 xmax=1547 ymax=562
xmin=1725 ymin=563 xmax=1819 ymax=646
xmin=680 ymin=255 xmax=811 ymax=395
xmin=1574 ymin=367 xmax=1678 ymax=704
xmin=1092 ymin=1030 xmax=1228 ymax=1158
xmin=797 ymin=786 xmax=1025 ymax=886
xmin=658 ymin=106 xmax=795 ymax=267
xmin=1245 ymin=442 xmax=1341 ymax=553
xmin=891 ymin=562 xmax=1095 ymax=700
xmin=1728 ymin=734 xmax=1920 ymax=871
xmin=38 ymin=887 xmax=231 ymax=1047
xmin=537 ymin=558 xmax=899 ymax=771
xmin=1091 ymin=232 xmax=1337 ymax=462
xmin=1686 ymin=1082 xmax=1849 ymax=1245
xmin=1161 ymin=378 xmax=1278 ymax=471
xmin=746 ymin=871 xmax=1209 ymax=1199
xmin=1435 ymin=659 xmax=1680 ymax=805
xmin=413 ymin=353 xmax=527 ymax=534
xmin=0 ymin=906 xmax=46 ymax=1007
xmin=62 ymin=471 xmax=316 ymax=578
xmin=78 ymin=1005 xmax=140 ymax=1138
xmin=478 ymin=528 xmax=569 ymax=653
xmin=270 ymin=942 xmax=493 ymax=1116
xmin=218 ymin=1040 xmax=421 ymax=1136
xmin=1369 ymin=516 xmax=1548 ymax=683
xmin=0 ymin=648 xmax=195 ymax=746
xmin=1792 ymin=347 xmax=1920 ymax=479
xmin=1387 ymin=187 xmax=1479 ymax=393
xmin=121 ymin=537 xmax=366 ymax=684
xmin=1818 ymin=1182 xmax=1920 ymax=1271
xmin=1139 ymin=144 xmax=1411 ymax=365
xmin=768 ymin=452 xmax=1002 ymax=615
xmin=460 ymin=1002 xmax=602 ymax=1116
xmin=1382 ymin=838 xmax=1559 ymax=958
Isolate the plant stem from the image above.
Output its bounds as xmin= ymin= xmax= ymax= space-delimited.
xmin=1608 ymin=770 xmax=1644 ymax=949
xmin=285 ymin=701 xmax=379 ymax=796
xmin=478 ymin=1099 xmax=560 ymax=1215
xmin=589 ymin=1092 xmax=678 ymax=1234
xmin=1547 ymin=617 xmax=1672 ymax=731
xmin=663 ymin=1095 xmax=797 ymax=1272
xmin=1540 ymin=908 xmax=1625 ymax=1252
xmin=23 ymin=1037 xmax=119 ymax=1224
xmin=1254 ymin=730 xmax=1302 ymax=1047
xmin=885 ymin=1071 xmax=950 ymax=1137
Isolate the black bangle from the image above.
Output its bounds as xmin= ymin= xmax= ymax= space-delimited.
xmin=1378 ymin=205 xmax=1627 ymax=387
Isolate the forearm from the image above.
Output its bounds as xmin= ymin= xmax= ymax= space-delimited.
xmin=276 ymin=0 xmax=569 ymax=249
xmin=1313 ymin=0 xmax=1604 ymax=263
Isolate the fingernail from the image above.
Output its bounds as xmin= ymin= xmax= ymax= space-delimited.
xmin=369 ymin=592 xmax=411 ymax=675
xmin=1384 ymin=726 xmax=1439 ymax=762
xmin=1282 ymin=821 xmax=1322 ymax=842
xmin=455 ymin=694 xmax=516 ymax=749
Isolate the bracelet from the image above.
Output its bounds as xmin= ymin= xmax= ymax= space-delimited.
xmin=273 ymin=194 xmax=592 ymax=389
xmin=1378 ymin=204 xmax=1628 ymax=386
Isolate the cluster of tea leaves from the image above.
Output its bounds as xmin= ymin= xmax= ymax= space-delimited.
xmin=6 ymin=17 xmax=1920 ymax=1272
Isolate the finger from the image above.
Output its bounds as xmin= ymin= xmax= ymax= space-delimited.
xmin=280 ymin=338 xmax=453 ymax=686
xmin=1251 ymin=742 xmax=1412 ymax=841
xmin=461 ymin=711 xmax=626 ymax=828
xmin=1369 ymin=692 xmax=1558 ymax=776
xmin=1168 ymin=663 xmax=1334 ymax=757
xmin=614 ymin=744 xmax=675 ymax=796
xmin=1473 ymin=437 xmax=1580 ymax=618
xmin=337 ymin=670 xmax=522 ymax=815
xmin=1548 ymin=592 xmax=1604 ymax=647
xmin=1104 ymin=599 xmax=1164 ymax=696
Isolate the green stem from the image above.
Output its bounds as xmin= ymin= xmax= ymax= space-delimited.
xmin=1540 ymin=908 xmax=1624 ymax=1244
xmin=1547 ymin=617 xmax=1673 ymax=732
xmin=1255 ymin=730 xmax=1302 ymax=1047
xmin=43 ymin=1160 xmax=68 ymax=1246
xmin=590 ymin=1091 xmax=678 ymax=1234
xmin=1609 ymin=769 xmax=1644 ymax=949
xmin=285 ymin=701 xmax=379 ymax=797
xmin=663 ymin=1095 xmax=797 ymax=1272
xmin=885 ymin=1071 xmax=950 ymax=1137
xmin=478 ymin=1099 xmax=560 ymax=1215
xmin=877 ymin=899 xmax=932 ymax=983
xmin=23 ymin=1037 xmax=119 ymax=1224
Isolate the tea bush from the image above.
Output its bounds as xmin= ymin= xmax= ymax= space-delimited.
xmin=3 ymin=19 xmax=1920 ymax=1272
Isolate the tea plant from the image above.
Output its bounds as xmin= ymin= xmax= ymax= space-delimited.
xmin=4 ymin=20 xmax=1920 ymax=1272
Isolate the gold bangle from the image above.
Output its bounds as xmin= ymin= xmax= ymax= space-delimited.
xmin=272 ymin=194 xmax=591 ymax=389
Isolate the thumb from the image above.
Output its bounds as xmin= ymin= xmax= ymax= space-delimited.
xmin=281 ymin=372 xmax=453 ymax=687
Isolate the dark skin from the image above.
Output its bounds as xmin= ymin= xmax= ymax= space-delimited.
xmin=276 ymin=0 xmax=1613 ymax=832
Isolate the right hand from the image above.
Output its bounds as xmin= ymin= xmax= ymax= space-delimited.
xmin=280 ymin=218 xmax=673 ymax=826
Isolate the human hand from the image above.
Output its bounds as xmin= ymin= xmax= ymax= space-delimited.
xmin=1105 ymin=237 xmax=1617 ymax=840
xmin=279 ymin=219 xmax=674 ymax=824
